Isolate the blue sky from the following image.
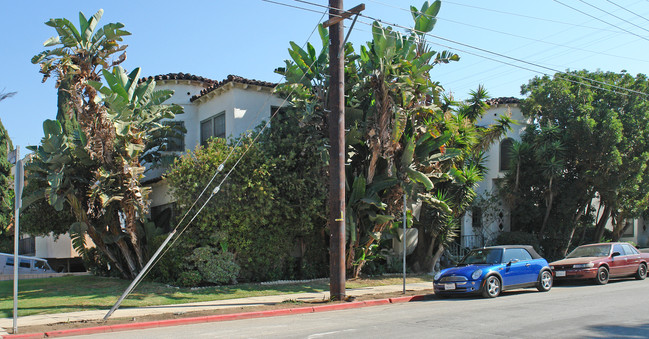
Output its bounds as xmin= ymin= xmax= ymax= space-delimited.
xmin=1 ymin=0 xmax=649 ymax=152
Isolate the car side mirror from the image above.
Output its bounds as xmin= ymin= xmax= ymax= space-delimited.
xmin=507 ymin=259 xmax=520 ymax=265
xmin=612 ymin=251 xmax=621 ymax=257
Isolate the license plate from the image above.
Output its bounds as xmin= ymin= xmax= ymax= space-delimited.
xmin=556 ymin=271 xmax=566 ymax=277
xmin=444 ymin=283 xmax=455 ymax=290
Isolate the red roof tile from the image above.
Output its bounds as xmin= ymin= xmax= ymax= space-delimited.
xmin=190 ymin=75 xmax=277 ymax=102
xmin=485 ymin=97 xmax=520 ymax=105
xmin=139 ymin=72 xmax=215 ymax=85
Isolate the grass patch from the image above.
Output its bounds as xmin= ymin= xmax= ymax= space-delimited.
xmin=0 ymin=274 xmax=430 ymax=318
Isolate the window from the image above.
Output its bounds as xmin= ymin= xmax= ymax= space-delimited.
xmin=19 ymin=259 xmax=30 ymax=269
xmin=201 ymin=112 xmax=226 ymax=146
xmin=472 ymin=206 xmax=482 ymax=228
xmin=502 ymin=248 xmax=533 ymax=262
xmin=621 ymin=244 xmax=639 ymax=256
xmin=163 ymin=121 xmax=185 ymax=152
xmin=500 ymin=138 xmax=514 ymax=171
xmin=34 ymin=260 xmax=50 ymax=270
xmin=6 ymin=257 xmax=13 ymax=266
xmin=613 ymin=244 xmax=625 ymax=256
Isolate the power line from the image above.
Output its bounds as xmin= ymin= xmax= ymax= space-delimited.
xmin=276 ymin=0 xmax=648 ymax=98
xmin=605 ymin=0 xmax=649 ymax=25
xmin=354 ymin=14 xmax=648 ymax=96
xmin=553 ymin=0 xmax=649 ymax=43
xmin=350 ymin=24 xmax=635 ymax=98
xmin=576 ymin=0 xmax=649 ymax=35
xmin=437 ymin=17 xmax=648 ymax=64
xmin=441 ymin=0 xmax=624 ymax=34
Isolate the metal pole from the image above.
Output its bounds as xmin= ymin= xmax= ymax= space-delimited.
xmin=12 ymin=147 xmax=22 ymax=334
xmin=104 ymin=229 xmax=177 ymax=320
xmin=403 ymin=193 xmax=406 ymax=294
xmin=328 ymin=0 xmax=346 ymax=301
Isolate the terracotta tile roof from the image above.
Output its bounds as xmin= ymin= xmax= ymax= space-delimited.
xmin=139 ymin=72 xmax=215 ymax=84
xmin=190 ymin=75 xmax=278 ymax=102
xmin=485 ymin=97 xmax=520 ymax=105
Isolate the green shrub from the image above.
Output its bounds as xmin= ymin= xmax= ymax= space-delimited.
xmin=177 ymin=271 xmax=202 ymax=287
xmin=190 ymin=247 xmax=239 ymax=285
xmin=159 ymin=109 xmax=329 ymax=283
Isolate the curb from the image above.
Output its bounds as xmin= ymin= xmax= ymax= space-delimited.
xmin=2 ymin=294 xmax=429 ymax=338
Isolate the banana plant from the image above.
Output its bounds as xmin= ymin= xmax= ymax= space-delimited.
xmin=28 ymin=10 xmax=182 ymax=279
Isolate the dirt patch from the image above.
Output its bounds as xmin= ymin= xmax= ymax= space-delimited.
xmin=6 ymin=289 xmax=435 ymax=335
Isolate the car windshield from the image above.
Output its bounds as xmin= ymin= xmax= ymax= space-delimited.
xmin=459 ymin=249 xmax=503 ymax=265
xmin=566 ymin=244 xmax=611 ymax=258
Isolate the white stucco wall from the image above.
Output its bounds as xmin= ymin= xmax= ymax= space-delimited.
xmin=154 ymin=81 xmax=206 ymax=152
xmin=149 ymin=181 xmax=174 ymax=207
xmin=461 ymin=103 xmax=527 ymax=246
xmin=475 ymin=104 xmax=527 ymax=196
xmin=145 ymin=80 xmax=283 ymax=211
xmin=34 ymin=233 xmax=93 ymax=259
xmin=230 ymin=87 xmax=285 ymax=138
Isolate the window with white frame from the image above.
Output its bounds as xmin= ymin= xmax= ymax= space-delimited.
xmin=201 ymin=112 xmax=226 ymax=146
xmin=163 ymin=121 xmax=185 ymax=152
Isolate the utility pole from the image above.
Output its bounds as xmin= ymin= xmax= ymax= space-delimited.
xmin=323 ymin=1 xmax=364 ymax=301
xmin=327 ymin=0 xmax=346 ymax=301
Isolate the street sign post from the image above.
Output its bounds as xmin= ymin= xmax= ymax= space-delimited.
xmin=9 ymin=147 xmax=23 ymax=334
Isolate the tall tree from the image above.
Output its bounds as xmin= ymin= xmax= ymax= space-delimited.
xmin=277 ymin=1 xmax=512 ymax=276
xmin=503 ymin=70 xmax=649 ymax=258
xmin=27 ymin=10 xmax=182 ymax=279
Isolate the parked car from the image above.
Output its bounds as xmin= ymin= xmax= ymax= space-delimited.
xmin=433 ymin=245 xmax=553 ymax=298
xmin=0 ymin=252 xmax=56 ymax=275
xmin=549 ymin=242 xmax=649 ymax=284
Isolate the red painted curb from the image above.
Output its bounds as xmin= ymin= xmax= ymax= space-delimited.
xmin=0 ymin=333 xmax=43 ymax=339
xmin=388 ymin=295 xmax=426 ymax=303
xmin=312 ymin=302 xmax=365 ymax=312
xmin=2 ymin=294 xmax=428 ymax=339
xmin=362 ymin=299 xmax=391 ymax=307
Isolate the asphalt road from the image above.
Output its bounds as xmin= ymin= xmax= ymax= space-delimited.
xmin=69 ymin=278 xmax=649 ymax=338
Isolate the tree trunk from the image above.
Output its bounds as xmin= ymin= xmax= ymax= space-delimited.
xmin=611 ymin=212 xmax=629 ymax=242
xmin=351 ymin=222 xmax=390 ymax=278
xmin=411 ymin=223 xmax=438 ymax=273
xmin=538 ymin=177 xmax=555 ymax=240
xmin=430 ymin=245 xmax=445 ymax=273
xmin=562 ymin=201 xmax=589 ymax=257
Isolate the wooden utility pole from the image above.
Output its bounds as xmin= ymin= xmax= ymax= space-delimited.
xmin=327 ymin=0 xmax=346 ymax=301
xmin=324 ymin=0 xmax=364 ymax=301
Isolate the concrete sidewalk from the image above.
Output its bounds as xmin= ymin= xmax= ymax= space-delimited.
xmin=0 ymin=282 xmax=433 ymax=337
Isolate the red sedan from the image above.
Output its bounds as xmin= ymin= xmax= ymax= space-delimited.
xmin=549 ymin=242 xmax=649 ymax=284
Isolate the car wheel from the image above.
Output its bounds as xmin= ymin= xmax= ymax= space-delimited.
xmin=537 ymin=270 xmax=553 ymax=292
xmin=482 ymin=275 xmax=501 ymax=298
xmin=594 ymin=266 xmax=609 ymax=285
xmin=635 ymin=263 xmax=647 ymax=280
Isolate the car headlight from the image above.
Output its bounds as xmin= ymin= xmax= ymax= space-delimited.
xmin=471 ymin=269 xmax=483 ymax=280
xmin=550 ymin=266 xmax=555 ymax=270
xmin=434 ymin=272 xmax=442 ymax=281
xmin=573 ymin=263 xmax=595 ymax=269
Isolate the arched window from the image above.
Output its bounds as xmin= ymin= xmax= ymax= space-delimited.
xmin=500 ymin=138 xmax=514 ymax=172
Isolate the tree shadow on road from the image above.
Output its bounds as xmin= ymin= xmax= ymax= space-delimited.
xmin=585 ymin=322 xmax=649 ymax=338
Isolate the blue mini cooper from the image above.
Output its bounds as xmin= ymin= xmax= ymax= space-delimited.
xmin=433 ymin=245 xmax=553 ymax=298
